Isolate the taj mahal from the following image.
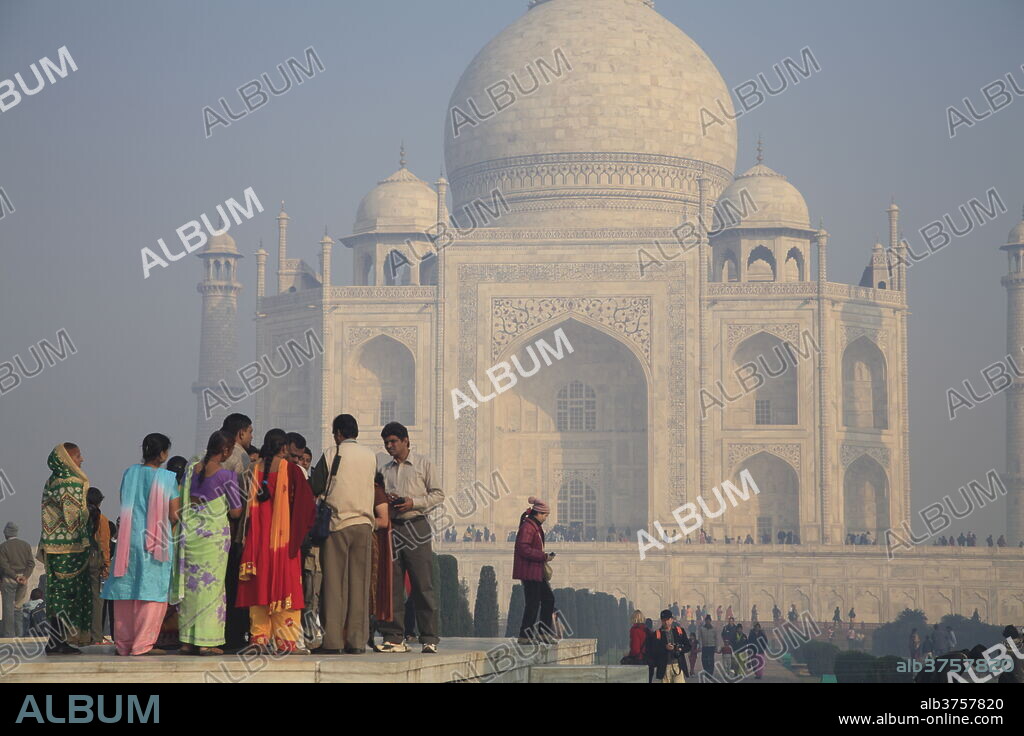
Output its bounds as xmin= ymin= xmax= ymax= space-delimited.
xmin=191 ymin=0 xmax=1024 ymax=623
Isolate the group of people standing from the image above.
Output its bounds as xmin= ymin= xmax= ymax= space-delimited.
xmin=39 ymin=411 xmax=447 ymax=657
xmin=625 ymin=610 xmax=771 ymax=682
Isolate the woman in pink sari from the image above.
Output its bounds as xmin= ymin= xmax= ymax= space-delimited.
xmin=101 ymin=434 xmax=180 ymax=656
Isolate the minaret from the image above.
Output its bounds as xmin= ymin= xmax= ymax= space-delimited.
xmin=255 ymin=239 xmax=268 ymax=300
xmin=1001 ymin=206 xmax=1024 ymax=544
xmin=815 ymin=224 xmax=833 ymax=542
xmin=320 ymin=228 xmax=333 ymax=288
xmin=193 ymin=228 xmax=244 ymax=453
xmin=277 ymin=201 xmax=290 ymax=293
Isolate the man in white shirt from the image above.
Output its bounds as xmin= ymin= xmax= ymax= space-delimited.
xmin=376 ymin=422 xmax=444 ymax=654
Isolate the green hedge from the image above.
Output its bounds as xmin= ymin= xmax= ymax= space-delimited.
xmin=795 ymin=640 xmax=840 ymax=675
xmin=834 ymin=651 xmax=914 ymax=683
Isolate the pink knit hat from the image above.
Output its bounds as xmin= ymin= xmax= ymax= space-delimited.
xmin=528 ymin=496 xmax=550 ymax=514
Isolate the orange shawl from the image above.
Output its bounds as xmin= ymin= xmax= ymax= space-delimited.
xmin=237 ymin=460 xmax=315 ymax=613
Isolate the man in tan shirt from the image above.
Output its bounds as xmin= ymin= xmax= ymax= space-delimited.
xmin=310 ymin=414 xmax=382 ymax=653
xmin=376 ymin=422 xmax=444 ymax=654
xmin=0 ymin=522 xmax=35 ymax=638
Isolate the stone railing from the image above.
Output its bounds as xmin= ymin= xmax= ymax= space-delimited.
xmin=706 ymin=281 xmax=906 ymax=307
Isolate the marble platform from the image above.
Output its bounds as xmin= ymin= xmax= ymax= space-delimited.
xmin=0 ymin=637 xmax=596 ymax=684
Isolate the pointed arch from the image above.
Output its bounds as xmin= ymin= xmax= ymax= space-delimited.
xmin=719 ymin=249 xmax=739 ymax=282
xmin=728 ymin=332 xmax=798 ymax=426
xmin=784 ymin=247 xmax=805 ymax=282
xmin=843 ymin=454 xmax=890 ymax=540
xmin=730 ymin=451 xmax=800 ymax=544
xmin=347 ymin=334 xmax=415 ymax=428
xmin=747 ymin=245 xmax=776 ymax=282
xmin=383 ymin=249 xmax=411 ymax=286
xmin=491 ymin=317 xmax=649 ymax=537
xmin=842 ymin=337 xmax=888 ymax=429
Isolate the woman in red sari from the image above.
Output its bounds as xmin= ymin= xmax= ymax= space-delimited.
xmin=237 ymin=429 xmax=315 ymax=653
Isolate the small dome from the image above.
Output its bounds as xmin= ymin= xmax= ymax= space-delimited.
xmin=353 ymin=166 xmax=437 ymax=235
xmin=203 ymin=230 xmax=238 ymax=255
xmin=1008 ymin=212 xmax=1024 ymax=246
xmin=715 ymin=162 xmax=811 ymax=231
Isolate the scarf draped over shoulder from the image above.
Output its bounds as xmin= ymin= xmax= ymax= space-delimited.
xmin=40 ymin=444 xmax=91 ymax=555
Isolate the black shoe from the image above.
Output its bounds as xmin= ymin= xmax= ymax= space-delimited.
xmin=311 ymin=647 xmax=343 ymax=655
xmin=344 ymin=648 xmax=366 ymax=655
xmin=46 ymin=643 xmax=82 ymax=655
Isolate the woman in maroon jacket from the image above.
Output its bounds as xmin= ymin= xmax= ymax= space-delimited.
xmin=513 ymin=497 xmax=555 ymax=643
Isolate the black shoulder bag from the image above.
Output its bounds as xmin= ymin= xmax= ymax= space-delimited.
xmin=310 ymin=447 xmax=340 ymax=546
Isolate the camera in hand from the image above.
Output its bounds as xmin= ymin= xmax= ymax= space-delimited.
xmin=390 ymin=495 xmax=407 ymax=506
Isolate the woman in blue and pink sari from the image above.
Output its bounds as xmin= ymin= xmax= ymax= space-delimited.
xmin=101 ymin=434 xmax=181 ymax=656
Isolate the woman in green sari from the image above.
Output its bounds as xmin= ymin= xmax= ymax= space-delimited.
xmin=40 ymin=443 xmax=93 ymax=653
xmin=175 ymin=431 xmax=243 ymax=655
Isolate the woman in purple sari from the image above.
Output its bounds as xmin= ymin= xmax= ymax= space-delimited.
xmin=176 ymin=431 xmax=243 ymax=655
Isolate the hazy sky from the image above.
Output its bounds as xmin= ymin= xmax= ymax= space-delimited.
xmin=0 ymin=0 xmax=1021 ymax=542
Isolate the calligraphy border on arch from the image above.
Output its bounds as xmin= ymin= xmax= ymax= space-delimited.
xmin=345 ymin=326 xmax=418 ymax=353
xmin=726 ymin=442 xmax=802 ymax=471
xmin=840 ymin=443 xmax=891 ymax=470
xmin=491 ymin=296 xmax=652 ymax=363
xmin=457 ymin=261 xmax=686 ymax=501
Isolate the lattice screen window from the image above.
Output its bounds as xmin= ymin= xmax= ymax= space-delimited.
xmin=557 ymin=380 xmax=597 ymax=432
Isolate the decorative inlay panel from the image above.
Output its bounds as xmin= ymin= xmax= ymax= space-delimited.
xmin=727 ymin=443 xmax=801 ymax=470
xmin=840 ymin=444 xmax=891 ymax=469
xmin=726 ymin=323 xmax=801 ymax=351
xmin=491 ymin=296 xmax=651 ymax=362
xmin=840 ymin=325 xmax=889 ymax=348
xmin=346 ymin=326 xmax=418 ymax=352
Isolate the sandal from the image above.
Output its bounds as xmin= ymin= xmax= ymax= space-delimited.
xmin=198 ymin=647 xmax=224 ymax=656
xmin=179 ymin=644 xmax=196 ymax=655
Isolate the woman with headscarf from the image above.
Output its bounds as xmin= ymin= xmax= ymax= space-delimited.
xmin=40 ymin=442 xmax=93 ymax=654
xmin=176 ymin=431 xmax=243 ymax=655
xmin=512 ymin=497 xmax=555 ymax=644
xmin=101 ymin=434 xmax=181 ymax=656
xmin=236 ymin=429 xmax=315 ymax=654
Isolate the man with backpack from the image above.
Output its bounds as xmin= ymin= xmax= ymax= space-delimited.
xmin=648 ymin=609 xmax=691 ymax=683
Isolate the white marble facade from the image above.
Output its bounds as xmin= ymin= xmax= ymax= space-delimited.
xmin=197 ymin=0 xmax=1024 ymax=622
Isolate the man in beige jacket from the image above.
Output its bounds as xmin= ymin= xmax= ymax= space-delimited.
xmin=311 ymin=414 xmax=382 ymax=654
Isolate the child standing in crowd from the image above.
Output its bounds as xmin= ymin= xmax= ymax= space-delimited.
xmin=85 ymin=488 xmax=111 ymax=644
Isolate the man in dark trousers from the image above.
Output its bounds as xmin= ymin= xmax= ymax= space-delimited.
xmin=648 ymin=609 xmax=690 ymax=683
xmin=376 ymin=422 xmax=444 ymax=654
xmin=220 ymin=413 xmax=253 ymax=652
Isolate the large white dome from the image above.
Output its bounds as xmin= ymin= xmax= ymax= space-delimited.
xmin=443 ymin=0 xmax=737 ymax=229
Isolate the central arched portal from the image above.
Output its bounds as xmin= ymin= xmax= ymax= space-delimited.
xmin=490 ymin=318 xmax=649 ymax=541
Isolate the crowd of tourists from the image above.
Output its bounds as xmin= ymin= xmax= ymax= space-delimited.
xmin=623 ymin=609 xmax=772 ymax=683
xmin=32 ymin=413 xmax=460 ymax=657
xmin=933 ymin=531 xmax=1020 ymax=548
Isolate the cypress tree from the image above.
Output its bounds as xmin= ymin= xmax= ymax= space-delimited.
xmin=457 ymin=578 xmax=474 ymax=636
xmin=473 ymin=566 xmax=499 ymax=637
xmin=437 ymin=554 xmax=461 ymax=636
xmin=506 ymin=584 xmax=525 ymax=638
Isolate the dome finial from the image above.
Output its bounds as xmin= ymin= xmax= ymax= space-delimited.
xmin=400 ymin=141 xmax=407 ymax=169
xmin=756 ymin=135 xmax=764 ymax=165
xmin=280 ymin=200 xmax=286 ymax=213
